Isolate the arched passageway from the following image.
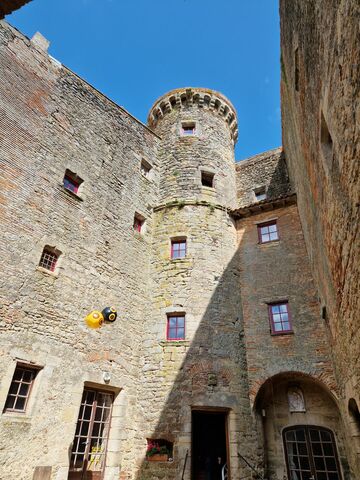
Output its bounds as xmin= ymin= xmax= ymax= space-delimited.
xmin=254 ymin=372 xmax=351 ymax=479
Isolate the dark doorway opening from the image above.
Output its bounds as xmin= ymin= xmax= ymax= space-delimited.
xmin=192 ymin=410 xmax=229 ymax=480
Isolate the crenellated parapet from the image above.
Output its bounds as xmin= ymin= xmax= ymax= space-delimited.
xmin=147 ymin=87 xmax=238 ymax=143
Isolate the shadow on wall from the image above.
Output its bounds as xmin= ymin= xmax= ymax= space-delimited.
xmin=134 ymin=244 xmax=259 ymax=480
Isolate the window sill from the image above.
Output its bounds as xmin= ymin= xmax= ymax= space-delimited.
xmin=258 ymin=240 xmax=280 ymax=246
xmin=36 ymin=266 xmax=59 ymax=277
xmin=61 ymin=185 xmax=83 ymax=201
xmin=159 ymin=340 xmax=190 ymax=347
xmin=270 ymin=330 xmax=294 ymax=336
xmin=2 ymin=412 xmax=32 ymax=423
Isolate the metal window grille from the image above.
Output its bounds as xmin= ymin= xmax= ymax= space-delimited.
xmin=283 ymin=426 xmax=342 ymax=480
xmin=4 ymin=365 xmax=38 ymax=412
xmin=69 ymin=389 xmax=114 ymax=477
xmin=171 ymin=240 xmax=186 ymax=259
xmin=39 ymin=249 xmax=58 ymax=272
xmin=269 ymin=302 xmax=292 ymax=334
xmin=258 ymin=221 xmax=279 ymax=243
xmin=167 ymin=315 xmax=185 ymax=340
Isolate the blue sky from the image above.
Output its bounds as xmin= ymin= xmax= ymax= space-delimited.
xmin=6 ymin=0 xmax=281 ymax=161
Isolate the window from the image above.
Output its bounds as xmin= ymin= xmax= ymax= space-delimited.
xmin=167 ymin=314 xmax=185 ymax=340
xmin=294 ymin=47 xmax=299 ymax=92
xmin=63 ymin=169 xmax=83 ymax=195
xmin=39 ymin=246 xmax=60 ymax=272
xmin=69 ymin=388 xmax=113 ymax=477
xmin=283 ymin=426 xmax=342 ymax=480
xmin=254 ymin=186 xmax=266 ymax=201
xmin=181 ymin=122 xmax=196 ymax=136
xmin=201 ymin=171 xmax=215 ymax=188
xmin=133 ymin=213 xmax=145 ymax=233
xmin=268 ymin=302 xmax=292 ymax=334
xmin=171 ymin=239 xmax=186 ymax=259
xmin=140 ymin=158 xmax=152 ymax=178
xmin=258 ymin=221 xmax=279 ymax=243
xmin=3 ymin=364 xmax=39 ymax=413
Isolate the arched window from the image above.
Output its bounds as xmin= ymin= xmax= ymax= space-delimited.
xmin=283 ymin=425 xmax=342 ymax=480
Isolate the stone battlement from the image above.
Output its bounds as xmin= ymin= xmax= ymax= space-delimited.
xmin=147 ymin=87 xmax=238 ymax=143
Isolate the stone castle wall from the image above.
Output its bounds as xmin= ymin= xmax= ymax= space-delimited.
xmin=280 ymin=1 xmax=360 ymax=475
xmin=0 ymin=9 xmax=356 ymax=480
xmin=0 ymin=21 xmax=159 ymax=480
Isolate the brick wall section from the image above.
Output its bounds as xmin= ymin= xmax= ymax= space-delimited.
xmin=0 ymin=21 xmax=159 ymax=480
xmin=280 ymin=1 xmax=360 ymax=475
xmin=237 ymin=204 xmax=337 ymax=400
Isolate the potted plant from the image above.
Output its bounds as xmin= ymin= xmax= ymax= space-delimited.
xmin=146 ymin=440 xmax=170 ymax=462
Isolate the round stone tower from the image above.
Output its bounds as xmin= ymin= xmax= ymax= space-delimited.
xmin=138 ymin=89 xmax=256 ymax=480
xmin=148 ymin=87 xmax=238 ymax=208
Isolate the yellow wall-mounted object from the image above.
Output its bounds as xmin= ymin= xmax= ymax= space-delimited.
xmin=85 ymin=310 xmax=104 ymax=329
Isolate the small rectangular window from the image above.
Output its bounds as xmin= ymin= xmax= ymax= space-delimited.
xmin=140 ymin=158 xmax=152 ymax=178
xmin=133 ymin=213 xmax=145 ymax=233
xmin=39 ymin=246 xmax=60 ymax=272
xmin=294 ymin=48 xmax=299 ymax=92
xmin=201 ymin=171 xmax=215 ymax=188
xmin=3 ymin=364 xmax=40 ymax=413
xmin=258 ymin=221 xmax=279 ymax=243
xmin=254 ymin=186 xmax=266 ymax=202
xmin=63 ymin=169 xmax=83 ymax=195
xmin=268 ymin=302 xmax=292 ymax=335
xmin=171 ymin=239 xmax=186 ymax=259
xmin=167 ymin=314 xmax=185 ymax=340
xmin=181 ymin=122 xmax=196 ymax=136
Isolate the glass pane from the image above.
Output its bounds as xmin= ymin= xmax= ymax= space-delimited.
xmin=281 ymin=313 xmax=289 ymax=321
xmin=298 ymin=442 xmax=308 ymax=455
xmin=177 ymin=328 xmax=185 ymax=339
xmin=299 ymin=456 xmax=310 ymax=470
xmin=280 ymin=304 xmax=288 ymax=312
xmin=80 ymin=421 xmax=90 ymax=436
xmin=286 ymin=430 xmax=296 ymax=441
xmin=320 ymin=430 xmax=331 ymax=442
xmin=14 ymin=396 xmax=26 ymax=410
xmin=177 ymin=317 xmax=185 ymax=327
xmin=19 ymin=383 xmax=30 ymax=396
xmin=323 ymin=443 xmax=334 ymax=456
xmin=168 ymin=328 xmax=177 ymax=339
xmin=296 ymin=429 xmax=305 ymax=441
xmin=273 ymin=323 xmax=283 ymax=331
xmin=273 ymin=314 xmax=281 ymax=322
xmin=272 ymin=305 xmax=280 ymax=313
xmin=314 ymin=457 xmax=325 ymax=470
xmin=269 ymin=224 xmax=277 ymax=232
xmin=262 ymin=233 xmax=270 ymax=242
xmin=310 ymin=429 xmax=320 ymax=442
xmin=22 ymin=370 xmax=33 ymax=383
xmin=316 ymin=474 xmax=327 ymax=480
xmin=282 ymin=322 xmax=290 ymax=330
xmin=328 ymin=473 xmax=340 ymax=480
xmin=169 ymin=317 xmax=177 ymax=327
xmin=325 ymin=457 xmax=336 ymax=471
xmin=4 ymin=395 xmax=15 ymax=410
xmin=9 ymin=382 xmax=19 ymax=395
xmin=270 ymin=232 xmax=278 ymax=240
xmin=312 ymin=443 xmax=322 ymax=455
xmin=13 ymin=369 xmax=23 ymax=381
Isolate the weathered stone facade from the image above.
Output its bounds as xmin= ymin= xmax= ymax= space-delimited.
xmin=280 ymin=0 xmax=360 ymax=476
xmin=0 ymin=3 xmax=358 ymax=479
